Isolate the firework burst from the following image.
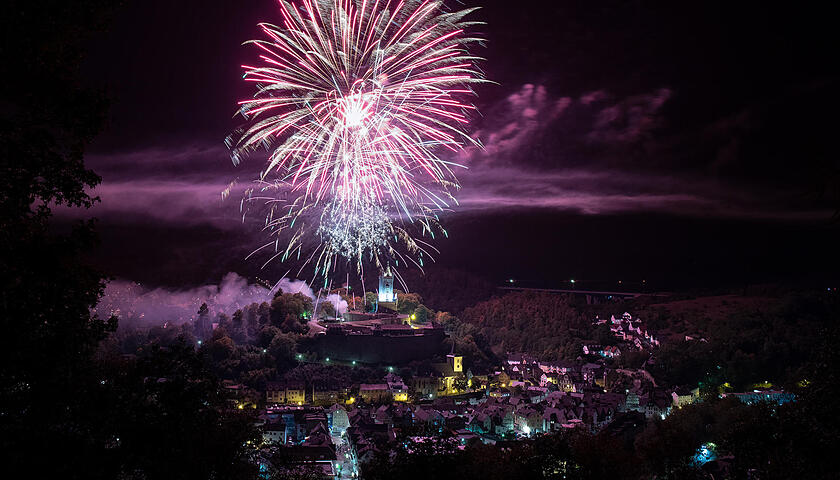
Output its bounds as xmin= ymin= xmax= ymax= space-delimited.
xmin=229 ymin=0 xmax=485 ymax=278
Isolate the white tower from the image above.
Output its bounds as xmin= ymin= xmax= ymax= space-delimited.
xmin=377 ymin=266 xmax=397 ymax=310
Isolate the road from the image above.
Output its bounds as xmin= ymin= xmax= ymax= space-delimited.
xmin=331 ymin=431 xmax=358 ymax=479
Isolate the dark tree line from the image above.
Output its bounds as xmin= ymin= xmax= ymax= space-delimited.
xmin=646 ymin=292 xmax=839 ymax=391
xmin=0 ymin=3 xmax=270 ymax=478
xmin=458 ymin=292 xmax=594 ymax=359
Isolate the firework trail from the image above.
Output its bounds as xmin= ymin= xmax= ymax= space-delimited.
xmin=228 ymin=0 xmax=485 ymax=280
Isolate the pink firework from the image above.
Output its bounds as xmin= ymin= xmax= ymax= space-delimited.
xmin=229 ymin=0 xmax=485 ymax=275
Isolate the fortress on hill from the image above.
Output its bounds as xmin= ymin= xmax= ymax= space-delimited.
xmin=307 ymin=269 xmax=447 ymax=364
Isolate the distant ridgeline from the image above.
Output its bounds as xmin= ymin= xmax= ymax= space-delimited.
xmin=306 ymin=322 xmax=447 ymax=364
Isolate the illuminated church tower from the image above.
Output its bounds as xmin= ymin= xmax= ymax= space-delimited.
xmin=377 ymin=266 xmax=397 ymax=311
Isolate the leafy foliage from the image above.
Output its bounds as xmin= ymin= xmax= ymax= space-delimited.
xmin=460 ymin=292 xmax=591 ymax=359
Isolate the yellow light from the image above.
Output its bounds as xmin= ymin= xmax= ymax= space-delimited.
xmin=237 ymin=404 xmax=244 ymax=410
xmin=410 ymin=314 xmax=416 ymax=320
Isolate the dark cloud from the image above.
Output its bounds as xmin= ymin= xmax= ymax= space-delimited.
xmin=452 ymin=83 xmax=830 ymax=219
xmin=60 ymin=79 xmax=830 ymax=240
xmin=586 ymin=88 xmax=671 ymax=144
xmin=457 ymin=168 xmax=825 ymax=220
xmin=461 ymin=84 xmax=674 ymax=170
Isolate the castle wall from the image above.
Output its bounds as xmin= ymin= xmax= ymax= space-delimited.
xmin=308 ymin=328 xmax=447 ymax=364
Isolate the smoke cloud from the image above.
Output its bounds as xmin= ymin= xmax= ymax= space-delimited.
xmin=273 ymin=278 xmax=346 ymax=315
xmin=94 ymin=272 xmax=273 ymax=326
xmin=324 ymin=293 xmax=349 ymax=315
xmin=95 ymin=272 xmax=349 ymax=326
xmin=274 ymin=278 xmax=314 ymax=299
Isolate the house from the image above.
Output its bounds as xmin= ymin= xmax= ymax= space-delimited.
xmin=625 ymin=391 xmax=640 ymax=412
xmin=385 ymin=373 xmax=410 ymax=402
xmin=327 ymin=404 xmax=350 ymax=432
xmin=413 ymin=407 xmax=444 ymax=432
xmin=556 ymin=374 xmax=576 ymax=392
xmin=359 ymin=384 xmax=390 ymax=403
xmin=582 ymin=344 xmax=603 ymax=355
xmin=266 ymin=382 xmax=306 ymax=405
xmin=262 ymin=421 xmax=286 ymax=444
xmin=311 ymin=382 xmax=347 ymax=406
xmin=467 ymin=412 xmax=492 ymax=434
xmin=493 ymin=370 xmax=512 ymax=387
xmin=388 ymin=402 xmax=414 ymax=427
xmin=442 ymin=410 xmax=466 ymax=430
xmin=263 ymin=458 xmax=335 ymax=480
xmin=466 ymin=365 xmax=491 ymax=389
xmin=603 ymin=345 xmax=621 ymax=358
xmin=266 ymin=383 xmax=284 ymax=404
xmin=373 ymin=404 xmax=393 ymax=425
xmin=410 ymin=375 xmax=439 ymax=400
xmin=488 ymin=386 xmax=510 ymax=399
xmin=282 ymin=423 xmax=336 ymax=462
xmin=514 ymin=406 xmax=545 ymax=435
xmin=638 ymin=391 xmax=672 ymax=418
xmin=454 ymin=429 xmax=480 ymax=446
xmin=491 ymin=407 xmax=515 ymax=435
xmin=542 ymin=407 xmax=565 ymax=431
xmin=527 ymin=386 xmax=548 ymax=404
xmin=671 ymin=386 xmax=700 ymax=408
xmin=222 ymin=381 xmax=250 ymax=398
xmin=303 ymin=411 xmax=329 ymax=433
xmin=581 ymin=363 xmax=603 ymax=383
xmin=540 ymin=373 xmax=556 ymax=387
xmin=537 ymin=360 xmax=578 ymax=375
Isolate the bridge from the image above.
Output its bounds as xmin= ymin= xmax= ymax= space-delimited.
xmin=498 ymin=286 xmax=669 ymax=304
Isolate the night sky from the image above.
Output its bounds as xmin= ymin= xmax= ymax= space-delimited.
xmin=68 ymin=0 xmax=840 ymax=291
